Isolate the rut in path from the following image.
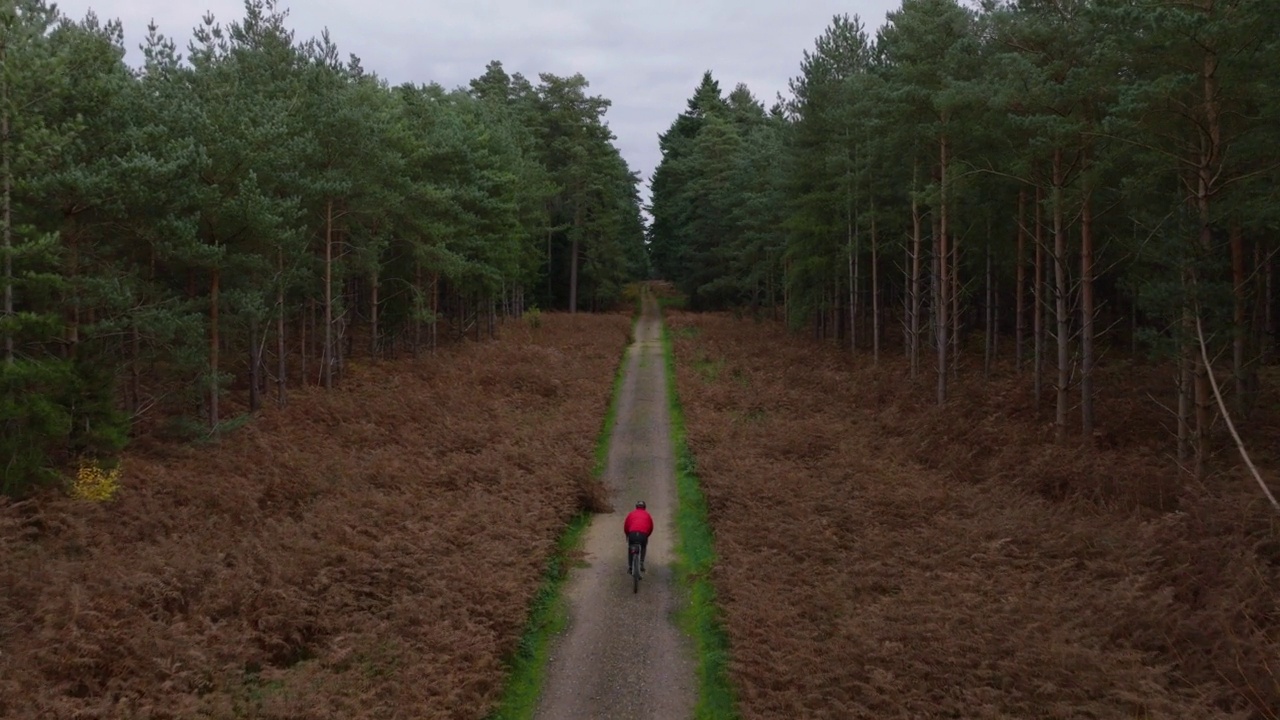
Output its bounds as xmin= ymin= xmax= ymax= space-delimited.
xmin=533 ymin=293 xmax=696 ymax=720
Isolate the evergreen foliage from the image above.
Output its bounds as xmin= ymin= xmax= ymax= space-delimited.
xmin=0 ymin=0 xmax=645 ymax=494
xmin=648 ymin=2 xmax=1280 ymax=470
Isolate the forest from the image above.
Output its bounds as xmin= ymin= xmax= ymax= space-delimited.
xmin=0 ymin=0 xmax=647 ymax=495
xmin=649 ymin=0 xmax=1280 ymax=482
xmin=3 ymin=0 xmax=1280 ymax=715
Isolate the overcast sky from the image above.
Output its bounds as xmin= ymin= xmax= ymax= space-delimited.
xmin=53 ymin=1 xmax=902 ymax=206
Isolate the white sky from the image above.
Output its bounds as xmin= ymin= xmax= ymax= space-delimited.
xmin=52 ymin=1 xmax=903 ymax=206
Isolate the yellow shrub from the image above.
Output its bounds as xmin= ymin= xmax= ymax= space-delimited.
xmin=71 ymin=461 xmax=122 ymax=502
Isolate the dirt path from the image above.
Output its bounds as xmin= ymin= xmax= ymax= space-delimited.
xmin=533 ymin=293 xmax=696 ymax=720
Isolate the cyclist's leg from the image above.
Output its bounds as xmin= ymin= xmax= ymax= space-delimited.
xmin=626 ymin=532 xmax=643 ymax=572
xmin=639 ymin=535 xmax=649 ymax=570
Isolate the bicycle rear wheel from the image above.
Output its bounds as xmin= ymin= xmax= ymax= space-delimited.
xmin=631 ymin=545 xmax=641 ymax=593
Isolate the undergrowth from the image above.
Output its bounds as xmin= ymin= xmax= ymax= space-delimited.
xmin=661 ymin=317 xmax=739 ymax=720
xmin=665 ymin=310 xmax=1279 ymax=719
xmin=486 ymin=514 xmax=591 ymax=720
xmin=0 ymin=313 xmax=632 ymax=719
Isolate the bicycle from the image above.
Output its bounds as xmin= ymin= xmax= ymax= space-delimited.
xmin=628 ymin=541 xmax=643 ymax=593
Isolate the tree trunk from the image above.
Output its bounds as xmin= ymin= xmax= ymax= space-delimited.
xmin=1190 ymin=46 xmax=1223 ymax=478
xmin=951 ymin=213 xmax=961 ymax=374
xmin=1179 ymin=287 xmax=1194 ymax=464
xmin=1230 ymin=221 xmax=1247 ymax=416
xmin=1016 ymin=189 xmax=1027 ymax=374
xmin=276 ymin=248 xmax=287 ymax=408
xmin=370 ymin=264 xmax=380 ymax=359
xmin=130 ymin=323 xmax=141 ymax=417
xmin=546 ymin=227 xmax=554 ymax=303
xmin=937 ymin=134 xmax=950 ymax=405
xmin=931 ymin=208 xmax=941 ymax=360
xmin=1034 ymin=184 xmax=1045 ymax=414
xmin=249 ymin=315 xmax=262 ymax=413
xmin=1265 ymin=247 xmax=1274 ymax=364
xmin=985 ymin=235 xmax=993 ymax=378
xmin=848 ymin=230 xmax=856 ymax=352
xmin=431 ymin=271 xmax=439 ymax=353
xmin=569 ymin=207 xmax=581 ymax=314
xmin=63 ymin=219 xmax=80 ymax=360
xmin=910 ymin=166 xmax=923 ymax=378
xmin=209 ymin=269 xmax=220 ymax=431
xmin=300 ymin=300 xmax=309 ymax=385
xmin=871 ymin=201 xmax=880 ymax=366
xmin=1081 ymin=181 xmax=1096 ymax=438
xmin=1255 ymin=239 xmax=1273 ymax=365
xmin=323 ymin=198 xmax=334 ymax=390
xmin=903 ymin=237 xmax=911 ymax=360
xmin=1 ymin=86 xmax=11 ymax=365
xmin=1052 ymin=149 xmax=1069 ymax=442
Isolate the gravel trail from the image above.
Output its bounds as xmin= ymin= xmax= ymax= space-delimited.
xmin=532 ymin=293 xmax=696 ymax=720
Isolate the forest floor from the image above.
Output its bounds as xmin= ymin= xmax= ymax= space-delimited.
xmin=531 ymin=291 xmax=696 ymax=720
xmin=0 ymin=312 xmax=631 ymax=719
xmin=667 ymin=310 xmax=1279 ymax=720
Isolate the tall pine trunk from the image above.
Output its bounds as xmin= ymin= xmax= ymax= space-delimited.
xmin=569 ymin=206 xmax=581 ymax=314
xmin=323 ymin=198 xmax=334 ymax=390
xmin=1016 ymin=189 xmax=1027 ymax=375
xmin=249 ymin=316 xmax=262 ymax=413
xmin=985 ymin=235 xmax=993 ymax=378
xmin=1255 ymin=240 xmax=1273 ymax=365
xmin=951 ymin=211 xmax=961 ymax=374
xmin=276 ymin=248 xmax=287 ymax=408
xmin=871 ymin=201 xmax=880 ymax=365
xmin=1081 ymin=181 xmax=1096 ymax=438
xmin=937 ymin=134 xmax=950 ymax=405
xmin=1188 ymin=46 xmax=1223 ymax=478
xmin=848 ymin=220 xmax=856 ymax=351
xmin=63 ymin=219 xmax=80 ymax=359
xmin=1052 ymin=149 xmax=1069 ymax=442
xmin=911 ymin=178 xmax=921 ymax=376
xmin=910 ymin=166 xmax=922 ymax=378
xmin=1 ymin=82 xmax=11 ymax=365
xmin=431 ymin=271 xmax=440 ymax=353
xmin=1034 ymin=185 xmax=1045 ymax=413
xmin=1230 ymin=221 xmax=1247 ymax=416
xmin=370 ymin=265 xmax=380 ymax=359
xmin=209 ymin=269 xmax=220 ymax=430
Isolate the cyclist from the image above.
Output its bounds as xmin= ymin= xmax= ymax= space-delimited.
xmin=623 ymin=500 xmax=654 ymax=574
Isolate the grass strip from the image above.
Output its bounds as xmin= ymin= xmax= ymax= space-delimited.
xmin=661 ymin=317 xmax=740 ymax=719
xmin=487 ymin=314 xmax=633 ymax=720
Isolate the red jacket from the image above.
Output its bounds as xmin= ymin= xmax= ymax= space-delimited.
xmin=623 ymin=508 xmax=654 ymax=536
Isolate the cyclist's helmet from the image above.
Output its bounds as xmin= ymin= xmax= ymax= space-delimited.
xmin=635 ymin=500 xmax=646 ymax=509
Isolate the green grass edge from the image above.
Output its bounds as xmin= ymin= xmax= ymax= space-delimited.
xmin=486 ymin=311 xmax=635 ymax=720
xmin=660 ymin=314 xmax=741 ymax=719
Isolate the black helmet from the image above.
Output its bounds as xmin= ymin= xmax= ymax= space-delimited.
xmin=635 ymin=500 xmax=646 ymax=509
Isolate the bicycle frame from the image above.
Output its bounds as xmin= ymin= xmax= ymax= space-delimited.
xmin=629 ymin=542 xmax=642 ymax=593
